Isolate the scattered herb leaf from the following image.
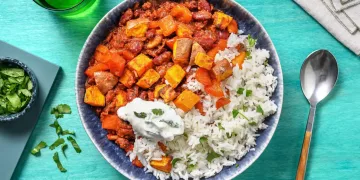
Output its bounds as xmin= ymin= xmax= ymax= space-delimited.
xmin=67 ymin=136 xmax=81 ymax=153
xmin=207 ymin=150 xmax=221 ymax=162
xmin=49 ymin=138 xmax=65 ymax=150
xmin=218 ymin=123 xmax=225 ymax=130
xmin=264 ymin=59 xmax=269 ymax=66
xmin=249 ymin=122 xmax=257 ymax=126
xmin=237 ymin=88 xmax=244 ymax=95
xmin=246 ymin=90 xmax=252 ymax=97
xmin=245 ymin=51 xmax=251 ymax=59
xmin=62 ymin=130 xmax=75 ymax=136
xmin=256 ymin=105 xmax=264 ymax=115
xmin=53 ymin=152 xmax=67 ymax=172
xmin=239 ymin=112 xmax=249 ymax=121
xmin=31 ymin=141 xmax=47 ymax=155
xmin=50 ymin=120 xmax=63 ymax=136
xmin=61 ymin=144 xmax=68 ymax=157
xmin=247 ymin=35 xmax=256 ymax=48
xmin=51 ymin=104 xmax=71 ymax=119
xmin=232 ymin=109 xmax=239 ymax=118
xmin=187 ymin=164 xmax=197 ymax=172
xmin=235 ymin=164 xmax=239 ymax=168
xmin=152 ymin=108 xmax=164 ymax=116
xmin=242 ymin=105 xmax=249 ymax=111
xmin=199 ymin=136 xmax=208 ymax=146
xmin=226 ymin=132 xmax=238 ymax=138
xmin=172 ymin=158 xmax=181 ymax=167
xmin=134 ymin=111 xmax=147 ymax=119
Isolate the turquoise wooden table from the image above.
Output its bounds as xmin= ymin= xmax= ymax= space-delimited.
xmin=1 ymin=0 xmax=359 ymax=179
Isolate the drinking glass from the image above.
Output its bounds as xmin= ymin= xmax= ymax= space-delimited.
xmin=33 ymin=0 xmax=96 ymax=15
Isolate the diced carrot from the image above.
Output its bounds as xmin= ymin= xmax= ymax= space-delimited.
xmin=101 ymin=115 xmax=120 ymax=131
xmin=132 ymin=157 xmax=144 ymax=168
xmin=170 ymin=5 xmax=192 ymax=23
xmin=207 ymin=39 xmax=228 ymax=59
xmin=216 ymin=98 xmax=231 ymax=109
xmin=149 ymin=21 xmax=159 ymax=29
xmin=158 ymin=142 xmax=167 ymax=152
xmin=227 ymin=19 xmax=238 ymax=34
xmin=118 ymin=49 xmax=135 ymax=61
xmin=195 ymin=102 xmax=206 ymax=116
xmin=204 ymin=80 xmax=224 ymax=97
xmin=85 ymin=63 xmax=109 ymax=77
xmin=107 ymin=53 xmax=126 ymax=77
xmin=166 ymin=37 xmax=179 ymax=50
xmin=195 ymin=68 xmax=212 ymax=86
xmin=232 ymin=51 xmax=246 ymax=69
xmin=150 ymin=156 xmax=172 ymax=173
xmin=159 ymin=15 xmax=178 ymax=37
xmin=217 ymin=39 xmax=228 ymax=50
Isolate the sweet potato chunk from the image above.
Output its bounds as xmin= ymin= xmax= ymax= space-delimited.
xmin=154 ymin=84 xmax=166 ymax=98
xmin=173 ymin=38 xmax=193 ymax=66
xmin=227 ymin=19 xmax=238 ymax=34
xmin=94 ymin=45 xmax=111 ymax=63
xmin=94 ymin=71 xmax=118 ymax=94
xmin=176 ymin=23 xmax=193 ymax=38
xmin=170 ymin=5 xmax=192 ymax=23
xmin=164 ymin=64 xmax=186 ymax=88
xmin=232 ymin=51 xmax=246 ymax=69
xmin=101 ymin=114 xmax=120 ymax=131
xmin=150 ymin=156 xmax=172 ymax=173
xmin=159 ymin=85 xmax=177 ymax=103
xmin=84 ymin=86 xmax=105 ymax=107
xmin=189 ymin=42 xmax=206 ymax=66
xmin=127 ymin=53 xmax=153 ymax=77
xmin=115 ymin=90 xmax=128 ymax=108
xmin=119 ymin=68 xmax=136 ymax=88
xmin=174 ymin=90 xmax=200 ymax=112
xmin=213 ymin=12 xmax=233 ymax=30
xmin=107 ymin=53 xmax=126 ymax=77
xmin=136 ymin=69 xmax=160 ymax=89
xmin=194 ymin=52 xmax=213 ymax=70
xmin=159 ymin=15 xmax=178 ymax=37
xmin=126 ymin=18 xmax=149 ymax=37
xmin=212 ymin=59 xmax=233 ymax=81
xmin=165 ymin=37 xmax=179 ymax=50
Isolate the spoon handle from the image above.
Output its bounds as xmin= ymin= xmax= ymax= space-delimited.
xmin=296 ymin=105 xmax=316 ymax=180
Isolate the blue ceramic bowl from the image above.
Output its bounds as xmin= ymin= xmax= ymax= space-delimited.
xmin=76 ymin=0 xmax=284 ymax=179
xmin=0 ymin=57 xmax=38 ymax=121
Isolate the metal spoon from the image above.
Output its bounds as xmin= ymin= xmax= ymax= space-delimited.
xmin=296 ymin=50 xmax=338 ymax=180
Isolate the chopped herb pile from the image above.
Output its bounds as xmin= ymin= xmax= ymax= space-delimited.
xmin=152 ymin=108 xmax=164 ymax=116
xmin=30 ymin=104 xmax=82 ymax=172
xmin=207 ymin=150 xmax=221 ymax=162
xmin=134 ymin=111 xmax=147 ymax=118
xmin=0 ymin=66 xmax=33 ymax=115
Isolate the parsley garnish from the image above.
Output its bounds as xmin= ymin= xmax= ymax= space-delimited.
xmin=232 ymin=109 xmax=239 ymax=118
xmin=62 ymin=130 xmax=75 ymax=136
xmin=218 ymin=123 xmax=225 ymax=130
xmin=51 ymin=104 xmax=71 ymax=119
xmin=249 ymin=122 xmax=257 ymax=126
xmin=247 ymin=35 xmax=256 ymax=48
xmin=172 ymin=158 xmax=181 ymax=167
xmin=30 ymin=141 xmax=47 ymax=156
xmin=53 ymin=152 xmax=67 ymax=172
xmin=187 ymin=164 xmax=197 ymax=172
xmin=134 ymin=111 xmax=147 ymax=118
xmin=50 ymin=120 xmax=63 ymax=136
xmin=237 ymin=88 xmax=244 ymax=95
xmin=235 ymin=164 xmax=239 ymax=168
xmin=239 ymin=112 xmax=249 ymax=121
xmin=152 ymin=108 xmax=164 ymax=116
xmin=207 ymin=150 xmax=221 ymax=162
xmin=246 ymin=90 xmax=252 ymax=97
xmin=246 ymin=51 xmax=252 ymax=59
xmin=199 ymin=136 xmax=208 ymax=146
xmin=67 ymin=136 xmax=81 ymax=153
xmin=256 ymin=105 xmax=264 ymax=115
xmin=61 ymin=144 xmax=68 ymax=157
xmin=49 ymin=138 xmax=65 ymax=150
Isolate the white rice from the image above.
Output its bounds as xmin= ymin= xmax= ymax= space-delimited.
xmin=129 ymin=31 xmax=278 ymax=180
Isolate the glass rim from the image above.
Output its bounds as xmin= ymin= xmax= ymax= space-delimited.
xmin=32 ymin=0 xmax=86 ymax=12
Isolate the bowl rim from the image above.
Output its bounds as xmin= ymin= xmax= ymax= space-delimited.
xmin=0 ymin=57 xmax=38 ymax=121
xmin=75 ymin=0 xmax=283 ymax=179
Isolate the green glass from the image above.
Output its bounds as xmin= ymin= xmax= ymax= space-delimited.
xmin=33 ymin=0 xmax=96 ymax=15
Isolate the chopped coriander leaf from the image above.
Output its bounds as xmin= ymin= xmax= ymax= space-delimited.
xmin=242 ymin=105 xmax=249 ymax=111
xmin=249 ymin=122 xmax=257 ymax=126
xmin=51 ymin=104 xmax=71 ymax=119
xmin=237 ymin=88 xmax=244 ymax=95
xmin=62 ymin=130 xmax=75 ymax=136
xmin=199 ymin=136 xmax=208 ymax=145
xmin=187 ymin=164 xmax=197 ymax=172
xmin=134 ymin=111 xmax=147 ymax=118
xmin=49 ymin=138 xmax=65 ymax=150
xmin=256 ymin=105 xmax=264 ymax=115
xmin=152 ymin=108 xmax=164 ymax=116
xmin=246 ymin=90 xmax=252 ymax=97
xmin=1 ymin=68 xmax=24 ymax=77
xmin=218 ymin=123 xmax=225 ymax=130
xmin=239 ymin=112 xmax=249 ymax=121
xmin=232 ymin=109 xmax=239 ymax=118
xmin=207 ymin=150 xmax=221 ymax=162
xmin=50 ymin=120 xmax=63 ymax=136
xmin=264 ymin=59 xmax=269 ymax=66
xmin=245 ymin=51 xmax=251 ymax=58
xmin=67 ymin=136 xmax=81 ymax=153
xmin=226 ymin=132 xmax=237 ymax=138
xmin=172 ymin=158 xmax=181 ymax=167
xmin=247 ymin=35 xmax=256 ymax=48
xmin=53 ymin=152 xmax=67 ymax=172
xmin=235 ymin=164 xmax=239 ymax=168
xmin=61 ymin=144 xmax=68 ymax=157
xmin=31 ymin=141 xmax=47 ymax=155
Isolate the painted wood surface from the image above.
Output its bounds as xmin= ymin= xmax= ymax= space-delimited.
xmin=0 ymin=0 xmax=359 ymax=179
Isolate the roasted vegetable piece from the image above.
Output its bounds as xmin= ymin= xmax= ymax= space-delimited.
xmin=165 ymin=37 xmax=179 ymax=50
xmin=146 ymin=35 xmax=163 ymax=49
xmin=213 ymin=12 xmax=233 ymax=29
xmin=212 ymin=59 xmax=233 ymax=81
xmin=153 ymin=51 xmax=172 ymax=65
xmin=195 ymin=68 xmax=212 ymax=86
xmin=148 ymin=21 xmax=159 ymax=29
xmin=227 ymin=19 xmax=238 ymax=34
xmin=126 ymin=18 xmax=150 ymax=37
xmin=195 ymin=101 xmax=206 ymax=116
xmin=164 ymin=64 xmax=186 ymax=88
xmin=174 ymin=90 xmax=200 ymax=112
xmin=85 ymin=63 xmax=109 ymax=78
xmin=94 ymin=45 xmax=111 ymax=63
xmin=204 ymin=80 xmax=224 ymax=97
xmin=176 ymin=23 xmax=193 ymax=38
xmin=117 ymin=49 xmax=135 ymax=61
xmin=101 ymin=114 xmax=120 ymax=131
xmin=190 ymin=42 xmax=206 ymax=65
xmin=119 ymin=68 xmax=136 ymax=88
xmin=133 ymin=157 xmax=144 ymax=168
xmin=107 ymin=53 xmax=126 ymax=77
xmin=158 ymin=142 xmax=167 ymax=152
xmin=127 ymin=53 xmax=153 ymax=77
xmin=115 ymin=90 xmax=128 ymax=108
xmin=232 ymin=51 xmax=246 ymax=69
xmin=84 ymin=86 xmax=105 ymax=107
xmin=159 ymin=15 xmax=178 ymax=37
xmin=216 ymin=98 xmax=231 ymax=109
xmin=154 ymin=84 xmax=166 ymax=98
xmin=150 ymin=156 xmax=172 ymax=173
xmin=159 ymin=85 xmax=177 ymax=103
xmin=207 ymin=39 xmax=228 ymax=59
xmin=195 ymin=52 xmax=214 ymax=70
xmin=170 ymin=5 xmax=192 ymax=23
xmin=173 ymin=38 xmax=193 ymax=66
xmin=136 ymin=69 xmax=160 ymax=89
xmin=94 ymin=71 xmax=119 ymax=94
